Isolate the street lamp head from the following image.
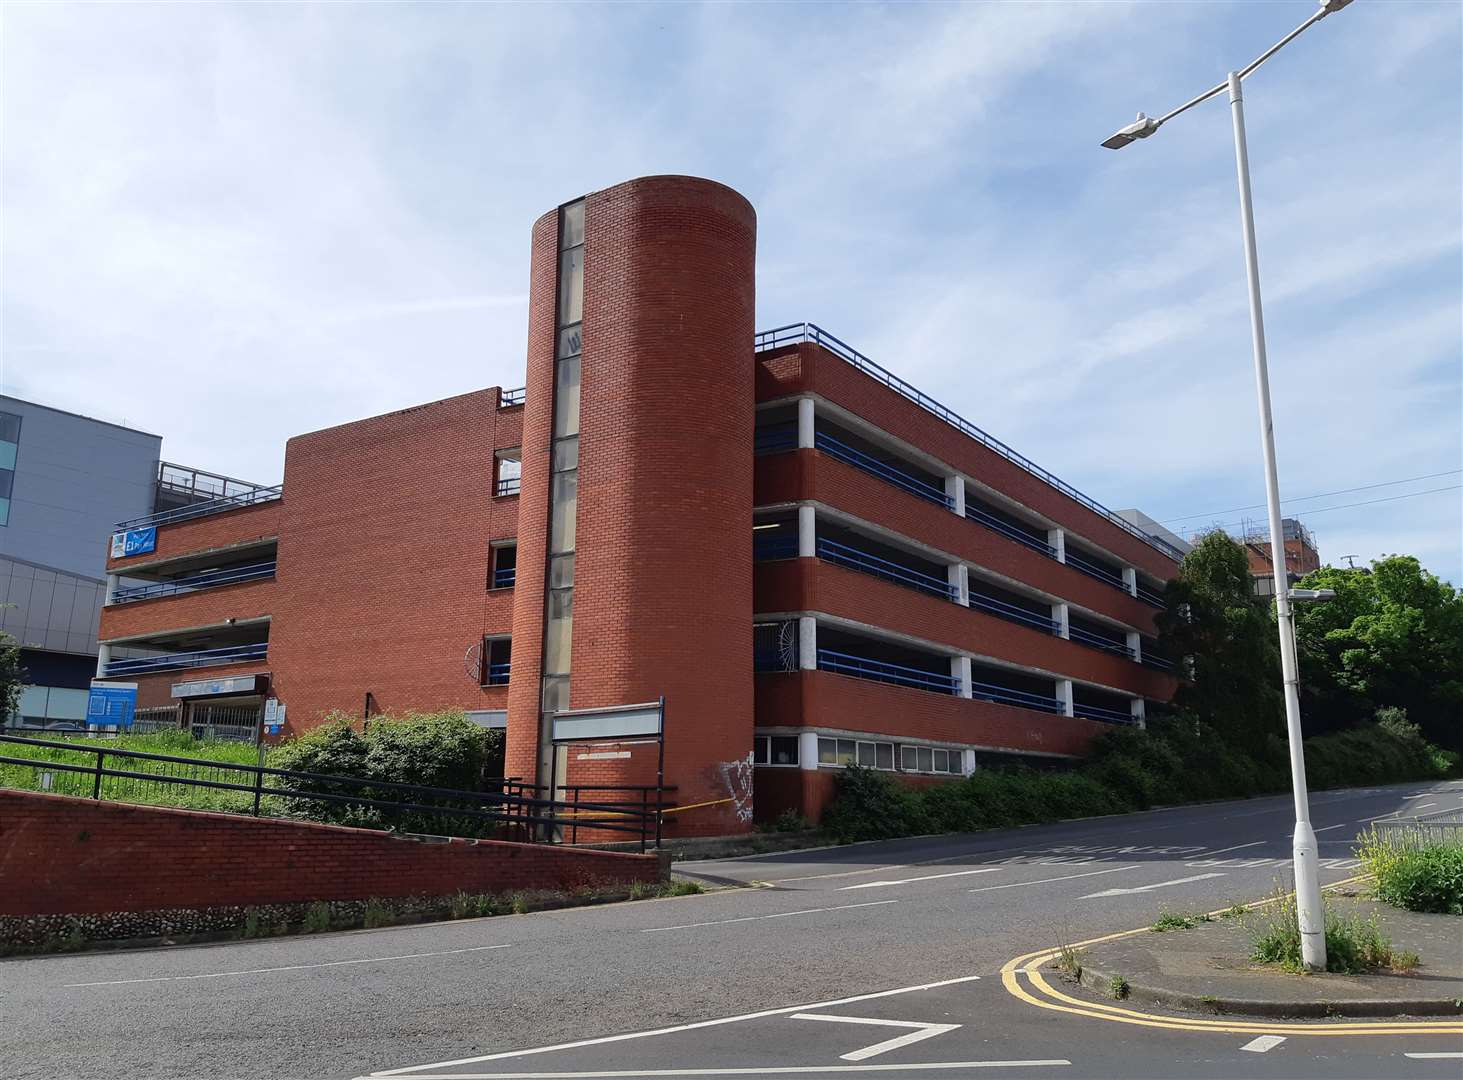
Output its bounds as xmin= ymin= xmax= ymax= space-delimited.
xmin=1101 ymin=112 xmax=1161 ymax=150
xmin=1317 ymin=0 xmax=1355 ymax=15
xmin=1287 ymin=588 xmax=1337 ymax=602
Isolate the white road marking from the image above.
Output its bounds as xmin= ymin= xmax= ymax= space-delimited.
xmin=1410 ymin=803 xmax=1439 ymax=812
xmin=840 ymin=868 xmax=1001 ymax=890
xmin=369 ymin=1063 xmax=1072 ymax=1078
xmin=64 ymin=944 xmax=513 ymax=988
xmin=1404 ymin=1052 xmax=1463 ymax=1059
xmin=366 ymin=974 xmax=985 ymax=1075
xmin=1081 ymin=872 xmax=1226 ymax=900
xmin=1193 ymin=840 xmax=1266 ymax=858
xmin=640 ymin=900 xmax=897 ymax=933
xmin=791 ymin=1013 xmax=960 ymax=1061
xmin=1313 ymin=823 xmax=1351 ymax=833
xmin=968 ymin=865 xmax=1142 ymax=893
xmin=1240 ymin=1035 xmax=1286 ymax=1053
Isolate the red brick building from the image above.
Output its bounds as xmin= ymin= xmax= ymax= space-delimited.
xmin=96 ymin=175 xmax=1181 ymax=833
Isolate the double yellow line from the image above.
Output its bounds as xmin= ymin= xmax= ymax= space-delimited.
xmin=1000 ymin=877 xmax=1463 ymax=1037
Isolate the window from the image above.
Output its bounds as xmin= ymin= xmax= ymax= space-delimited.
xmin=495 ymin=450 xmax=521 ymax=497
xmin=754 ymin=735 xmax=799 ymax=767
xmin=817 ymin=737 xmax=896 ymax=771
xmin=900 ymin=744 xmax=963 ymax=774
xmin=489 ymin=543 xmax=517 ymax=589
xmin=0 ymin=410 xmax=17 ymax=527
xmin=481 ymin=637 xmax=511 ymax=686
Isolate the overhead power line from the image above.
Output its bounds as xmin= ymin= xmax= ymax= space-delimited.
xmin=1195 ymin=484 xmax=1462 ymax=536
xmin=1160 ymin=469 xmax=1463 ymax=525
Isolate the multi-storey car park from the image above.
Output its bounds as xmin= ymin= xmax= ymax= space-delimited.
xmin=95 ymin=175 xmax=1182 ymax=833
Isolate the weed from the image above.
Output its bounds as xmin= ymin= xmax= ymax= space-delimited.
xmin=1356 ymin=830 xmax=1463 ymax=915
xmin=627 ymin=880 xmax=656 ymax=901
xmin=363 ymin=898 xmax=392 ymax=929
xmin=1247 ymin=888 xmax=1410 ymax=974
xmin=1151 ymin=911 xmax=1199 ymax=932
xmin=241 ymin=907 xmax=263 ymax=938
xmin=1199 ymin=994 xmax=1219 ymax=1008
xmin=1220 ymin=902 xmax=1249 ymax=919
xmin=302 ymin=902 xmax=332 ymax=933
xmin=1108 ymin=975 xmax=1130 ymax=1000
xmin=510 ymin=892 xmax=530 ymax=915
xmin=663 ymin=879 xmax=704 ymax=897
xmin=448 ymin=892 xmax=476 ymax=920
xmin=1053 ymin=942 xmax=1086 ymax=981
xmin=1391 ymin=950 xmax=1421 ymax=973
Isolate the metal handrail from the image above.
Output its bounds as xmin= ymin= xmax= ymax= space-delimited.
xmin=104 ymin=642 xmax=268 ymax=677
xmin=1141 ymin=652 xmax=1175 ymax=673
xmin=814 ymin=430 xmax=952 ymax=509
xmin=964 ymin=504 xmax=1058 ymax=559
xmin=115 ymin=484 xmax=282 ymax=532
xmin=755 ymin=423 xmax=798 ymax=456
xmin=1135 ymin=583 xmax=1166 ymax=607
xmin=500 ymin=387 xmax=526 ymax=407
xmin=754 ymin=534 xmax=799 ymax=561
xmin=966 ymin=589 xmax=1061 ymax=635
xmin=110 ymin=562 xmax=277 ymax=605
xmin=970 ymin=679 xmax=1065 ymax=714
xmin=754 ymin=323 xmax=1186 ymax=562
xmin=817 ymin=648 xmax=959 ymax=695
xmin=1073 ymin=701 xmax=1140 ymax=725
xmin=817 ymin=537 xmax=955 ymax=601
xmin=1064 ymin=549 xmax=1128 ymax=591
xmin=495 ymin=477 xmax=521 ymax=497
xmin=492 ymin=567 xmax=517 ymax=588
xmin=485 ymin=661 xmax=511 ymax=686
xmin=1067 ymin=624 xmax=1137 ymax=660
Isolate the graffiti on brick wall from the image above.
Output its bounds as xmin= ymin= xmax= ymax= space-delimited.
xmin=718 ymin=753 xmax=755 ymax=823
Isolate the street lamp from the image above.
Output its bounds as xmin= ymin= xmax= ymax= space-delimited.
xmin=1101 ymin=0 xmax=1356 ymax=972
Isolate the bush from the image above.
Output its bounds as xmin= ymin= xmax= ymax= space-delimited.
xmin=1357 ymin=834 xmax=1463 ymax=915
xmin=1247 ymin=890 xmax=1402 ymax=974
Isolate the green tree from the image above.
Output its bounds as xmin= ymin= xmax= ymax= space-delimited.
xmin=1156 ymin=530 xmax=1284 ymax=745
xmin=1294 ymin=557 xmax=1463 ymax=749
xmin=0 ymin=630 xmax=22 ymax=722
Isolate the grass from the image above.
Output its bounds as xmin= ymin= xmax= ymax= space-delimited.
xmin=1356 ymin=830 xmax=1463 ymax=916
xmin=1150 ymin=910 xmax=1212 ymax=932
xmin=1220 ymin=902 xmax=1250 ymax=919
xmin=1107 ymin=974 xmax=1130 ymax=1000
xmin=1246 ymin=888 xmax=1412 ymax=975
xmin=1053 ymin=942 xmax=1086 ymax=981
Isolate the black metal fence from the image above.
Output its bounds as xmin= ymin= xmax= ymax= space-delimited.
xmin=0 ymin=734 xmax=673 ymax=852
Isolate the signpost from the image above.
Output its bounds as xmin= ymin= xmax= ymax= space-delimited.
xmin=109 ymin=527 xmax=157 ymax=559
xmin=549 ymin=697 xmax=666 ymax=847
xmin=86 ymin=681 xmax=138 ymax=729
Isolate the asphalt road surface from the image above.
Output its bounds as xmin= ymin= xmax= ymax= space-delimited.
xmin=5 ymin=780 xmax=1463 ymax=1080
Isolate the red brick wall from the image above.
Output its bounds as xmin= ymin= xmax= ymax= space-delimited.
xmin=508 ymin=176 xmax=759 ymax=837
xmin=757 ymin=669 xmax=1107 ymax=757
xmin=0 ymin=790 xmax=658 ymax=917
xmin=101 ymin=579 xmax=277 ymax=642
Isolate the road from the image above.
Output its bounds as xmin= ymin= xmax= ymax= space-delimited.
xmin=4 ymin=780 xmax=1462 ymax=1079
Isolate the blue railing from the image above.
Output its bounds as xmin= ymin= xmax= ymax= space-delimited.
xmin=485 ymin=662 xmax=511 ymax=686
xmin=755 ymin=423 xmax=798 ymax=456
xmin=753 ymin=323 xmax=1187 ymax=563
xmin=110 ymin=562 xmax=277 ymax=605
xmin=492 ymin=566 xmax=517 ymax=589
xmin=817 ymin=537 xmax=955 ymax=601
xmin=814 ymin=431 xmax=951 ymax=510
xmin=1068 ymin=624 xmax=1136 ymax=660
xmin=495 ymin=477 xmax=521 ymax=497
xmin=115 ymin=484 xmax=282 ymax=532
xmin=1073 ymin=701 xmax=1140 ymax=726
xmin=817 ymin=649 xmax=959 ymax=695
xmin=967 ymin=590 xmax=1060 ymax=635
xmin=1064 ymin=549 xmax=1128 ymax=591
xmin=970 ymin=679 xmax=1064 ymax=715
xmin=104 ymin=642 xmax=268 ymax=678
xmin=964 ymin=504 xmax=1058 ymax=559
xmin=754 ymin=533 xmax=799 ymax=561
xmin=1136 ymin=582 xmax=1166 ymax=607
xmin=500 ymin=387 xmax=526 ymax=407
xmin=1141 ymin=652 xmax=1175 ymax=674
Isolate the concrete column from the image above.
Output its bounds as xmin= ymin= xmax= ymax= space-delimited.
xmin=948 ymin=563 xmax=969 ymax=606
xmin=1126 ymin=631 xmax=1142 ymax=662
xmin=1056 ymin=679 xmax=1074 ymax=718
xmin=797 ymin=504 xmax=816 ymax=558
xmin=1048 ymin=528 xmax=1066 ymax=564
xmin=103 ymin=573 xmax=119 ymax=605
xmin=961 ymin=749 xmax=978 ymax=776
xmin=96 ymin=573 xmax=119 ymax=678
xmin=951 ymin=655 xmax=973 ymax=698
xmin=1122 ymin=567 xmax=1138 ymax=597
xmin=945 ymin=473 xmax=966 ymax=517
xmin=1052 ymin=602 xmax=1070 ymax=639
xmin=798 ymin=730 xmax=820 ymax=771
xmin=798 ymin=616 xmax=818 ymax=671
xmin=796 ymin=396 xmax=815 ymax=450
xmin=1130 ymin=698 xmax=1147 ymax=729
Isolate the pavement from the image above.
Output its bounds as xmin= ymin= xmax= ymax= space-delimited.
xmin=3 ymin=779 xmax=1463 ymax=1079
xmin=1065 ymin=891 xmax=1463 ymax=1018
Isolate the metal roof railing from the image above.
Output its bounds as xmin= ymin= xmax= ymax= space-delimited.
xmin=754 ymin=323 xmax=1186 ymax=563
xmin=115 ymin=484 xmax=282 ymax=532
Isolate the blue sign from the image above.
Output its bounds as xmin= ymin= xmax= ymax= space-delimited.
xmin=87 ymin=682 xmax=138 ymax=728
xmin=110 ymin=527 xmax=157 ymax=559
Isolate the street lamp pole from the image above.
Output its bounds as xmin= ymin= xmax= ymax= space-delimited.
xmin=1101 ymin=0 xmax=1355 ymax=972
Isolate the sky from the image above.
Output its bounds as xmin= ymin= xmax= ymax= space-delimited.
xmin=2 ymin=1 xmax=1460 ymax=584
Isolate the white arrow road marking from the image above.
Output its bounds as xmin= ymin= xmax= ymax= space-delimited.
xmin=1080 ymin=872 xmax=1226 ymax=899
xmin=1240 ymin=1036 xmax=1286 ymax=1053
xmin=791 ymin=1013 xmax=960 ymax=1062
xmin=841 ymin=868 xmax=1001 ymax=890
